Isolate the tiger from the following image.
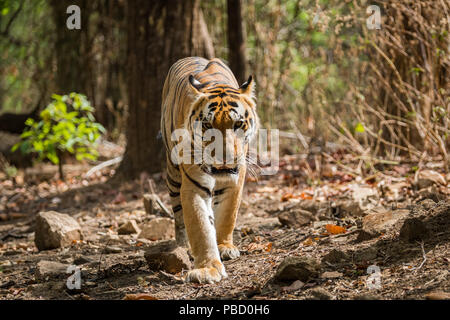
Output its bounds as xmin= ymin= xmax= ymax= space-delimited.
xmin=160 ymin=57 xmax=259 ymax=283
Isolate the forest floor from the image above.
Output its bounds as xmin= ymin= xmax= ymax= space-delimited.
xmin=0 ymin=149 xmax=449 ymax=300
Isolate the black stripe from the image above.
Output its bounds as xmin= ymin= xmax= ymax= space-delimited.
xmin=228 ymin=101 xmax=239 ymax=109
xmin=169 ymin=190 xmax=180 ymax=197
xmin=173 ymin=204 xmax=182 ymax=213
xmin=165 ymin=181 xmax=179 ymax=195
xmin=183 ymin=171 xmax=212 ymax=197
xmin=213 ymin=188 xmax=227 ymax=196
xmin=205 ymin=60 xmax=227 ymax=71
xmin=167 ymin=174 xmax=181 ymax=188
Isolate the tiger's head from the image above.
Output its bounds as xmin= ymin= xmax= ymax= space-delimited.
xmin=186 ymin=75 xmax=259 ymax=177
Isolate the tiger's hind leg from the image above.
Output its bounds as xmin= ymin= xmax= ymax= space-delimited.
xmin=165 ymin=156 xmax=188 ymax=247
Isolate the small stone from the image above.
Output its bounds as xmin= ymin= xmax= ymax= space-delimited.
xmin=143 ymin=194 xmax=161 ymax=215
xmin=321 ymin=271 xmax=343 ymax=279
xmin=338 ymin=200 xmax=365 ymax=217
xmin=73 ymin=256 xmax=93 ymax=265
xmin=118 ymin=220 xmax=141 ymax=235
xmin=313 ymin=220 xmax=335 ymax=229
xmin=278 ymin=209 xmax=315 ymax=228
xmin=321 ymin=249 xmax=348 ymax=264
xmin=34 ymin=211 xmax=83 ymax=251
xmin=281 ymin=280 xmax=305 ymax=292
xmin=138 ymin=218 xmax=175 ymax=240
xmin=144 ymin=240 xmax=192 ymax=274
xmin=357 ymin=208 xmax=409 ymax=241
xmin=354 ymin=247 xmax=378 ymax=262
xmin=399 ymin=218 xmax=429 ymax=242
xmin=415 ymin=170 xmax=446 ymax=189
xmin=307 ymin=287 xmax=333 ymax=300
xmin=274 ymin=256 xmax=320 ymax=282
xmin=35 ymin=260 xmax=70 ymax=281
xmin=105 ymin=245 xmax=123 ymax=254
xmin=419 ymin=199 xmax=436 ymax=210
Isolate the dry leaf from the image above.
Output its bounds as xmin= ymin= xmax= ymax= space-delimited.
xmin=123 ymin=293 xmax=158 ymax=300
xmin=325 ymin=224 xmax=346 ymax=235
xmin=300 ymin=192 xmax=313 ymax=200
xmin=303 ymin=237 xmax=313 ymax=246
xmin=281 ymin=193 xmax=294 ymax=201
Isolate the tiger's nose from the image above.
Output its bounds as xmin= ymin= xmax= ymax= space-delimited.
xmin=212 ymin=164 xmax=235 ymax=170
xmin=210 ymin=164 xmax=239 ymax=175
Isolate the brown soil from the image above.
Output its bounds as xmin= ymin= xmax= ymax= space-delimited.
xmin=0 ymin=158 xmax=448 ymax=300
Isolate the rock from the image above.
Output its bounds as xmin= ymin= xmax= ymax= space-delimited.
xmin=417 ymin=190 xmax=447 ymax=203
xmin=313 ymin=220 xmax=335 ymax=229
xmin=138 ymin=218 xmax=175 ymax=240
xmin=118 ymin=220 xmax=141 ymax=235
xmin=322 ymin=249 xmax=348 ymax=264
xmin=281 ymin=280 xmax=305 ymax=292
xmin=35 ymin=260 xmax=70 ymax=281
xmin=73 ymin=255 xmax=94 ymax=265
xmin=306 ymin=288 xmax=333 ymax=300
xmin=144 ymin=240 xmax=191 ymax=274
xmin=399 ymin=218 xmax=429 ymax=242
xmin=424 ymin=291 xmax=450 ymax=300
xmin=354 ymin=247 xmax=378 ymax=262
xmin=419 ymin=199 xmax=436 ymax=210
xmin=336 ymin=200 xmax=365 ymax=217
xmin=274 ymin=256 xmax=320 ymax=282
xmin=105 ymin=245 xmax=123 ymax=254
xmin=278 ymin=209 xmax=315 ymax=228
xmin=357 ymin=208 xmax=409 ymax=241
xmin=143 ymin=194 xmax=161 ymax=215
xmin=321 ymin=271 xmax=343 ymax=279
xmin=34 ymin=211 xmax=83 ymax=251
xmin=415 ymin=170 xmax=447 ymax=189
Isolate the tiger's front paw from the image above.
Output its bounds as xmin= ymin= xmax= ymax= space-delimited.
xmin=218 ymin=243 xmax=240 ymax=261
xmin=185 ymin=259 xmax=227 ymax=284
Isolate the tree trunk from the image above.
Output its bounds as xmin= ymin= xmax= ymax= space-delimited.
xmin=227 ymin=0 xmax=247 ymax=84
xmin=116 ymin=0 xmax=215 ymax=179
xmin=50 ymin=0 xmax=90 ymax=94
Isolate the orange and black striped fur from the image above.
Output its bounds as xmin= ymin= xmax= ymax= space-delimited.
xmin=160 ymin=57 xmax=258 ymax=283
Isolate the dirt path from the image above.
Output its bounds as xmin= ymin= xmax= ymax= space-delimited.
xmin=0 ymin=159 xmax=449 ymax=300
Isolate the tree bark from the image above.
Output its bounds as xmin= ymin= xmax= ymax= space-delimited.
xmin=50 ymin=0 xmax=90 ymax=94
xmin=116 ymin=0 xmax=215 ymax=179
xmin=227 ymin=0 xmax=247 ymax=84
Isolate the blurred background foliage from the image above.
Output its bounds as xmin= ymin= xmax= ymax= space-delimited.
xmin=0 ymin=0 xmax=449 ymax=173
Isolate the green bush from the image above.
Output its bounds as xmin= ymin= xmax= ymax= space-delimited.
xmin=12 ymin=93 xmax=105 ymax=180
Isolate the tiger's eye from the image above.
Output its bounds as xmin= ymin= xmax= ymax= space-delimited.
xmin=203 ymin=122 xmax=212 ymax=130
xmin=234 ymin=121 xmax=243 ymax=130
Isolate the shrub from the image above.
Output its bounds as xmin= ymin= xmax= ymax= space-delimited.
xmin=12 ymin=93 xmax=105 ymax=180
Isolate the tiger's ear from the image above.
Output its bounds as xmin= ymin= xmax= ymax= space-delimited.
xmin=188 ymin=75 xmax=203 ymax=95
xmin=239 ymin=75 xmax=255 ymax=97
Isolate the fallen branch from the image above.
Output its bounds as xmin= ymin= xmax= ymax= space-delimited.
xmin=85 ymin=156 xmax=122 ymax=178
